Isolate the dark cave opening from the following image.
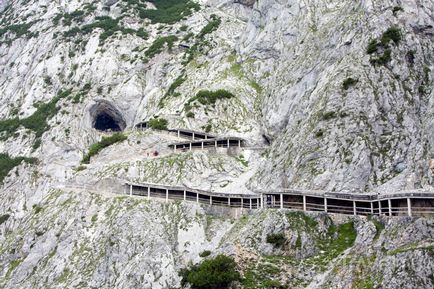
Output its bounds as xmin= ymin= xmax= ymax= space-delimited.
xmin=94 ymin=112 xmax=122 ymax=132
xmin=89 ymin=100 xmax=126 ymax=132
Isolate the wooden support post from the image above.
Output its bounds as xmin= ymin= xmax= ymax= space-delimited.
xmin=201 ymin=142 xmax=204 ymax=150
xmin=147 ymin=186 xmax=150 ymax=200
xmin=215 ymin=140 xmax=218 ymax=148
xmin=370 ymin=202 xmax=374 ymax=214
xmin=177 ymin=130 xmax=180 ymax=138
xmin=353 ymin=201 xmax=357 ymax=216
xmin=183 ymin=190 xmax=186 ymax=201
xmin=238 ymin=140 xmax=241 ymax=148
xmin=130 ymin=184 xmax=132 ymax=196
xmin=166 ymin=189 xmax=169 ymax=202
xmin=210 ymin=196 xmax=212 ymax=205
xmin=303 ymin=195 xmax=307 ymax=211
xmin=196 ymin=193 xmax=199 ymax=203
xmin=280 ymin=194 xmax=283 ymax=209
xmin=228 ymin=198 xmax=231 ymax=207
xmin=227 ymin=139 xmax=230 ymax=148
xmin=407 ymin=198 xmax=412 ymax=217
xmin=388 ymin=199 xmax=392 ymax=216
xmin=189 ymin=143 xmax=192 ymax=151
xmin=192 ymin=132 xmax=195 ymax=140
xmin=249 ymin=199 xmax=252 ymax=209
xmin=324 ymin=198 xmax=328 ymax=213
xmin=260 ymin=194 xmax=264 ymax=209
xmin=378 ymin=201 xmax=382 ymax=215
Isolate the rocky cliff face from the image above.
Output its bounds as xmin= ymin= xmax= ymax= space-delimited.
xmin=0 ymin=0 xmax=433 ymax=288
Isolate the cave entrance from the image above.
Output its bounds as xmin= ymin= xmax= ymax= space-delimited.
xmin=95 ymin=112 xmax=122 ymax=131
xmin=90 ymin=100 xmax=126 ymax=132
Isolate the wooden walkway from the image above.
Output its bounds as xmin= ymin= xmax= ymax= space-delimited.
xmin=125 ymin=181 xmax=434 ymax=217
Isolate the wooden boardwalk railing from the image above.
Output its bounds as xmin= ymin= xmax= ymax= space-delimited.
xmin=125 ymin=181 xmax=434 ymax=217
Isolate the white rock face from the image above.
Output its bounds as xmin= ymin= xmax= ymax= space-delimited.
xmin=0 ymin=0 xmax=433 ymax=287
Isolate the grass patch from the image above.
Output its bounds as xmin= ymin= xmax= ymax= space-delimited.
xmin=0 ymin=154 xmax=37 ymax=183
xmin=180 ymin=254 xmax=241 ymax=289
xmin=82 ymin=133 xmax=127 ymax=164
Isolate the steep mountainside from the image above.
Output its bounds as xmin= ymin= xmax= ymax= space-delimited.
xmin=0 ymin=0 xmax=433 ymax=288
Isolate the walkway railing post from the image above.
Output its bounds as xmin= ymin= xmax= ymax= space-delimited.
xmin=227 ymin=139 xmax=230 ymax=148
xmin=378 ymin=200 xmax=382 ymax=215
xmin=228 ymin=197 xmax=231 ymax=207
xmin=192 ymin=132 xmax=195 ymax=140
xmin=183 ymin=190 xmax=186 ymax=201
xmin=324 ymin=198 xmax=328 ymax=213
xmin=260 ymin=194 xmax=264 ymax=209
xmin=353 ymin=201 xmax=357 ymax=216
xmin=241 ymin=198 xmax=243 ymax=209
xmin=174 ymin=145 xmax=177 ymax=152
xmin=280 ymin=194 xmax=283 ymax=209
xmin=196 ymin=193 xmax=199 ymax=203
xmin=166 ymin=189 xmax=169 ymax=202
xmin=201 ymin=142 xmax=204 ymax=150
xmin=407 ymin=198 xmax=412 ymax=217
xmin=130 ymin=184 xmax=133 ymax=196
xmin=147 ymin=186 xmax=150 ymax=200
xmin=370 ymin=202 xmax=374 ymax=214
xmin=249 ymin=199 xmax=252 ymax=209
xmin=177 ymin=130 xmax=180 ymax=138
xmin=303 ymin=195 xmax=306 ymax=211
xmin=215 ymin=140 xmax=217 ymax=148
xmin=388 ymin=199 xmax=392 ymax=216
xmin=189 ymin=143 xmax=192 ymax=151
xmin=238 ymin=140 xmax=241 ymax=148
xmin=210 ymin=196 xmax=212 ymax=205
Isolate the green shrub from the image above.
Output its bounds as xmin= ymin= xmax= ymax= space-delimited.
xmin=266 ymin=233 xmax=286 ymax=247
xmin=186 ymin=111 xmax=195 ymax=118
xmin=0 ymin=89 xmax=72 ymax=148
xmin=144 ymin=35 xmax=178 ymax=59
xmin=342 ymin=77 xmax=358 ymax=90
xmin=82 ymin=133 xmax=127 ymax=164
xmin=197 ymin=15 xmax=221 ymax=38
xmin=137 ymin=0 xmax=200 ymax=24
xmin=392 ymin=6 xmax=404 ymax=15
xmin=187 ymin=89 xmax=234 ymax=106
xmin=199 ymin=250 xmax=211 ymax=257
xmin=366 ymin=40 xmax=378 ymax=54
xmin=32 ymin=204 xmax=43 ymax=214
xmin=321 ymin=111 xmax=337 ymax=120
xmin=0 ymin=154 xmax=37 ymax=183
xmin=381 ymin=26 xmax=402 ymax=45
xmin=148 ymin=118 xmax=168 ymax=130
xmin=180 ymin=254 xmax=241 ymax=289
xmin=0 ymin=214 xmax=10 ymax=225
xmin=165 ymin=75 xmax=186 ymax=97
xmin=64 ymin=16 xmax=148 ymax=44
